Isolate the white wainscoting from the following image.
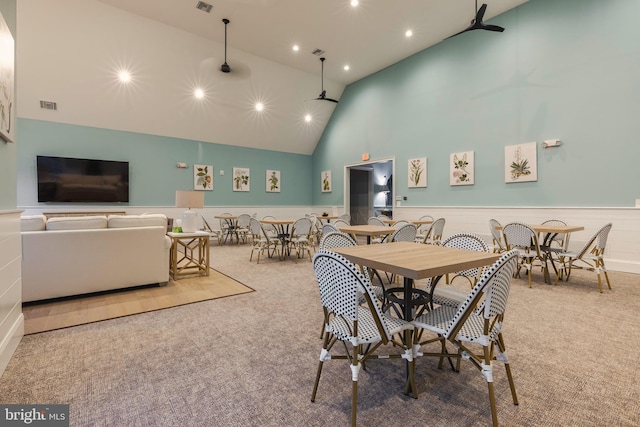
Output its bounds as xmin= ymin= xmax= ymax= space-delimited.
xmin=0 ymin=210 xmax=24 ymax=376
xmin=392 ymin=206 xmax=640 ymax=274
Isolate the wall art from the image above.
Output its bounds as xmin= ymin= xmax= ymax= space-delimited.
xmin=408 ymin=157 xmax=427 ymax=188
xmin=0 ymin=12 xmax=15 ymax=143
xmin=321 ymin=170 xmax=332 ymax=192
xmin=194 ymin=164 xmax=213 ymax=190
xmin=505 ymin=142 xmax=537 ymax=183
xmin=233 ymin=167 xmax=250 ymax=191
xmin=266 ymin=170 xmax=280 ymax=192
xmin=450 ymin=151 xmax=474 ymax=186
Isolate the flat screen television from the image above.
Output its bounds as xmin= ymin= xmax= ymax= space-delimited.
xmin=37 ymin=155 xmax=129 ymax=203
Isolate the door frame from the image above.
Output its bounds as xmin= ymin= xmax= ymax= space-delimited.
xmin=343 ymin=156 xmax=395 ymax=219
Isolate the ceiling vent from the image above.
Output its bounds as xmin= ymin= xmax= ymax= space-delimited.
xmin=311 ymin=48 xmax=325 ymax=56
xmin=40 ymin=100 xmax=57 ymax=110
xmin=196 ymin=1 xmax=213 ymax=13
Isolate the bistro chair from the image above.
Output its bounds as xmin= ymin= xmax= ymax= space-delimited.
xmin=540 ymin=219 xmax=569 ymax=255
xmin=201 ymin=215 xmax=223 ymax=245
xmin=311 ymin=250 xmax=415 ymax=427
xmin=319 ymin=230 xmax=357 ymax=250
xmin=554 ymin=223 xmax=613 ymax=293
xmin=235 ymin=213 xmax=252 ymax=245
xmin=261 ymin=215 xmax=279 ymax=241
xmin=412 ymin=250 xmax=520 ymax=427
xmin=424 ymin=233 xmax=491 ymax=309
xmin=502 ymin=222 xmax=548 ymax=287
xmin=288 ymin=217 xmax=314 ymax=263
xmin=321 ymin=223 xmax=339 ymax=236
xmin=367 ymin=216 xmax=389 ymax=244
xmin=248 ymin=217 xmax=280 ymax=263
xmin=488 ymin=218 xmax=506 ymax=253
xmin=339 ymin=213 xmax=351 ymax=224
xmin=218 ymin=212 xmax=235 ymax=244
xmin=418 ymin=217 xmax=446 ymax=245
xmin=414 ymin=215 xmax=435 ymax=243
xmin=332 ymin=219 xmax=350 ymax=228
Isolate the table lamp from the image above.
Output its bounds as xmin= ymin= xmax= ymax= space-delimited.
xmin=175 ymin=190 xmax=204 ymax=233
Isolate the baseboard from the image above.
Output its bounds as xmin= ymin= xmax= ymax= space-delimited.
xmin=606 ymin=259 xmax=640 ymax=275
xmin=0 ymin=312 xmax=24 ymax=377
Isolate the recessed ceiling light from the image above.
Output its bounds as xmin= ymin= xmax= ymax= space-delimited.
xmin=118 ymin=70 xmax=131 ymax=83
xmin=194 ymin=88 xmax=204 ymax=99
xmin=305 ymin=114 xmax=312 ymax=123
xmin=292 ymin=44 xmax=299 ymax=52
xmin=405 ymin=29 xmax=413 ymax=38
xmin=343 ymin=65 xmax=350 ymax=71
xmin=351 ymin=0 xmax=359 ymax=7
xmin=255 ymin=102 xmax=264 ymax=111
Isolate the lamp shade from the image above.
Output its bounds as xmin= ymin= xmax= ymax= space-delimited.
xmin=176 ymin=191 xmax=204 ymax=232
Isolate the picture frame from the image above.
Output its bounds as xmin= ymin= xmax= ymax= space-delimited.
xmin=505 ymin=142 xmax=537 ymax=183
xmin=0 ymin=12 xmax=15 ymax=143
xmin=194 ymin=164 xmax=213 ymax=190
xmin=450 ymin=151 xmax=474 ymax=186
xmin=321 ymin=170 xmax=332 ymax=192
xmin=266 ymin=170 xmax=280 ymax=192
xmin=408 ymin=157 xmax=427 ymax=188
xmin=233 ymin=167 xmax=250 ymax=191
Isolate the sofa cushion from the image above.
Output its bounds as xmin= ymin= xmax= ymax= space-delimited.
xmin=46 ymin=215 xmax=108 ymax=230
xmin=108 ymin=214 xmax=167 ymax=228
xmin=21 ymin=215 xmax=47 ymax=231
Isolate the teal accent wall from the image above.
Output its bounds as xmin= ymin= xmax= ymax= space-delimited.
xmin=313 ymin=0 xmax=640 ymax=207
xmin=17 ymin=119 xmax=312 ymax=207
xmin=0 ymin=0 xmax=16 ymax=210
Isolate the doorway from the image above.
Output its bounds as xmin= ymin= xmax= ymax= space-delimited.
xmin=345 ymin=158 xmax=395 ymax=225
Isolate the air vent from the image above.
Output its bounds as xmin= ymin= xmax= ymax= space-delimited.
xmin=196 ymin=1 xmax=213 ymax=13
xmin=311 ymin=48 xmax=325 ymax=56
xmin=40 ymin=100 xmax=57 ymax=110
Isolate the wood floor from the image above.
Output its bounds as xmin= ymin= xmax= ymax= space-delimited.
xmin=22 ymin=269 xmax=254 ymax=335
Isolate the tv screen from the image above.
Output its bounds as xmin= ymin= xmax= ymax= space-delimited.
xmin=37 ymin=155 xmax=129 ymax=203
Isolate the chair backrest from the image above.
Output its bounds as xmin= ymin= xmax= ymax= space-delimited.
xmin=339 ymin=213 xmax=351 ymax=224
xmin=236 ymin=213 xmax=251 ymax=228
xmin=488 ymin=218 xmax=506 ymax=251
xmin=417 ymin=215 xmax=434 ymax=233
xmin=322 ymin=223 xmax=339 ymax=236
xmin=575 ymin=223 xmax=612 ymax=258
xmin=312 ymin=250 xmax=390 ymax=343
xmin=441 ymin=233 xmax=491 ymax=282
xmin=291 ymin=217 xmax=312 ymax=237
xmin=444 ymin=250 xmax=519 ymax=341
xmin=541 ymin=219 xmax=568 ymax=248
xmin=332 ymin=219 xmax=350 ymax=228
xmin=390 ymin=223 xmax=417 ymax=242
xmin=367 ymin=217 xmax=385 ymax=227
xmin=249 ymin=217 xmax=267 ymax=239
xmin=502 ymin=222 xmax=541 ymax=254
xmin=429 ymin=218 xmax=446 ymax=243
xmin=319 ymin=231 xmax=357 ymax=250
xmin=219 ymin=213 xmax=233 ymax=229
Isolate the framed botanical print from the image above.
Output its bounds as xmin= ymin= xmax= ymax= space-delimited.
xmin=266 ymin=170 xmax=280 ymax=192
xmin=233 ymin=167 xmax=250 ymax=191
xmin=408 ymin=158 xmax=427 ymax=188
xmin=505 ymin=142 xmax=537 ymax=183
xmin=450 ymin=151 xmax=474 ymax=186
xmin=321 ymin=170 xmax=332 ymax=192
xmin=0 ymin=12 xmax=15 ymax=143
xmin=194 ymin=164 xmax=213 ymax=190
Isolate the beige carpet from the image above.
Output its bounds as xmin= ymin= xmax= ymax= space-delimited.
xmin=22 ymin=268 xmax=254 ymax=334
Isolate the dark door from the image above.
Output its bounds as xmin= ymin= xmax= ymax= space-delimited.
xmin=349 ymin=169 xmax=371 ymax=225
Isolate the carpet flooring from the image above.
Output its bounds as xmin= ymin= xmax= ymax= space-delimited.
xmin=1 ymin=244 xmax=639 ymax=426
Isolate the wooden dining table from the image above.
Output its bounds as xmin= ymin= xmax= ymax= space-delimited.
xmin=337 ymin=224 xmax=395 ymax=244
xmin=260 ymin=218 xmax=294 ymax=256
xmin=332 ymin=241 xmax=500 ymax=398
xmin=214 ymin=215 xmax=238 ymax=244
xmin=383 ymin=218 xmax=433 ymax=226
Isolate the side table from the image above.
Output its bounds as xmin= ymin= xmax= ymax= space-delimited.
xmin=167 ymin=231 xmax=210 ymax=279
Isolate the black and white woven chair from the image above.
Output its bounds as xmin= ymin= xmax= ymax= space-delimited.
xmin=319 ymin=230 xmax=357 ymax=250
xmin=424 ymin=233 xmax=491 ymax=309
xmin=412 ymin=250 xmax=520 ymax=427
xmin=367 ymin=216 xmax=388 ymax=244
xmin=321 ymin=223 xmax=339 ymax=236
xmin=414 ymin=215 xmax=435 ymax=243
xmin=288 ymin=217 xmax=314 ymax=262
xmin=417 ymin=217 xmax=446 ymax=245
xmin=311 ymin=250 xmax=415 ymax=427
xmin=554 ymin=223 xmax=612 ymax=292
xmin=502 ymin=222 xmax=548 ymax=287
xmin=248 ymin=217 xmax=280 ymax=263
xmin=488 ymin=218 xmax=506 ymax=253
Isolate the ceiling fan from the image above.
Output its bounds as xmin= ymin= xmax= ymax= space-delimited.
xmin=221 ymin=18 xmax=232 ymax=73
xmin=314 ymin=57 xmax=339 ymax=103
xmin=447 ymin=1 xmax=505 ymax=39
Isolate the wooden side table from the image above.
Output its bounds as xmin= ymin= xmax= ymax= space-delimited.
xmin=168 ymin=231 xmax=210 ymax=279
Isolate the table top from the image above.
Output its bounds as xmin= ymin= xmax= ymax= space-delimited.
xmin=167 ymin=231 xmax=210 ymax=238
xmin=383 ymin=219 xmax=433 ymax=225
xmin=497 ymin=224 xmax=584 ymax=233
xmin=332 ymin=241 xmax=500 ymax=280
xmin=261 ymin=218 xmax=294 ymax=225
xmin=317 ymin=215 xmax=339 ymax=220
xmin=214 ymin=215 xmax=237 ymax=220
xmin=338 ymin=225 xmax=396 ymax=236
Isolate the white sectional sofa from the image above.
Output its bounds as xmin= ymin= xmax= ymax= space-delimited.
xmin=21 ymin=214 xmax=171 ymax=302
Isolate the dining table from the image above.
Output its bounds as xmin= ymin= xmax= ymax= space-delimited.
xmin=331 ymin=241 xmax=500 ymax=398
xmin=337 ymin=224 xmax=396 ymax=244
xmin=383 ymin=218 xmax=433 ymax=226
xmin=260 ymin=218 xmax=294 ymax=256
xmin=214 ymin=215 xmax=238 ymax=244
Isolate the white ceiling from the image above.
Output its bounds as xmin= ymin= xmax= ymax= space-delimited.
xmin=98 ymin=0 xmax=528 ymax=86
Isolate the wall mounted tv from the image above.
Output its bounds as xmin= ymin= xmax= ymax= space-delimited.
xmin=37 ymin=155 xmax=129 ymax=203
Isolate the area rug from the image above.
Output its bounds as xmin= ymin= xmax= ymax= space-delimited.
xmin=21 ymin=268 xmax=254 ymax=334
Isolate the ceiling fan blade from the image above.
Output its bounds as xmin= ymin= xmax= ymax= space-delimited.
xmin=482 ymin=24 xmax=505 ymax=32
xmin=476 ymin=3 xmax=488 ymax=22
